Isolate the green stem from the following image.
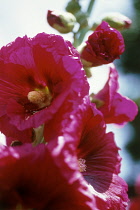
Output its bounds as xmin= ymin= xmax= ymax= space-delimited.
xmin=73 ymin=0 xmax=96 ymax=47
xmin=73 ymin=32 xmax=80 ymax=47
xmin=78 ymin=27 xmax=89 ymax=46
xmin=87 ymin=0 xmax=95 ymax=16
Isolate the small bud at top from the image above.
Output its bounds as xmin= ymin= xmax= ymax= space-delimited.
xmin=47 ymin=10 xmax=76 ymax=33
xmin=66 ymin=0 xmax=81 ymax=14
xmin=92 ymin=12 xmax=132 ymax=31
xmin=102 ymin=12 xmax=132 ymax=30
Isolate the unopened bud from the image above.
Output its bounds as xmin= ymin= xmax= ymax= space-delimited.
xmin=103 ymin=12 xmax=132 ymax=30
xmin=47 ymin=10 xmax=76 ymax=33
xmin=92 ymin=12 xmax=132 ymax=31
xmin=66 ymin=0 xmax=81 ymax=14
xmin=79 ymin=21 xmax=125 ymax=67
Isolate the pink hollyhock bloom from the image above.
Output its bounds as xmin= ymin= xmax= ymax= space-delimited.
xmin=0 ymin=141 xmax=97 ymax=210
xmin=44 ymin=97 xmax=128 ymax=209
xmin=77 ymin=100 xmax=128 ymax=209
xmin=0 ymin=33 xmax=89 ymax=143
xmin=80 ymin=21 xmax=125 ymax=67
xmin=90 ymin=64 xmax=138 ymax=125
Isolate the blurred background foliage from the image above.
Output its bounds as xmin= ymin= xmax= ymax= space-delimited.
xmin=121 ymin=0 xmax=140 ymax=165
xmin=122 ymin=0 xmax=140 ymax=74
xmin=119 ymin=0 xmax=140 ymax=199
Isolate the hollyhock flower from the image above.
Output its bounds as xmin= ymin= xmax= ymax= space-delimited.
xmin=0 ymin=141 xmax=97 ymax=210
xmin=90 ymin=64 xmax=138 ymax=125
xmin=44 ymin=97 xmax=128 ymax=209
xmin=76 ymin=100 xmax=128 ymax=209
xmin=79 ymin=21 xmax=125 ymax=67
xmin=0 ymin=33 xmax=89 ymax=143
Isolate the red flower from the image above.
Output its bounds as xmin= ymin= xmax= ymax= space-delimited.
xmin=0 ymin=33 xmax=89 ymax=143
xmin=77 ymin=100 xmax=128 ymax=209
xmin=90 ymin=64 xmax=138 ymax=125
xmin=0 ymin=96 xmax=128 ymax=209
xmin=0 ymin=141 xmax=97 ymax=210
xmin=44 ymin=97 xmax=128 ymax=209
xmin=80 ymin=21 xmax=125 ymax=67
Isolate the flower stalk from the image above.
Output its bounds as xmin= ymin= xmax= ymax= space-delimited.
xmin=72 ymin=0 xmax=96 ymax=47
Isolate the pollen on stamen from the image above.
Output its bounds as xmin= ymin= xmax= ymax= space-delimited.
xmin=78 ymin=158 xmax=87 ymax=172
xmin=27 ymin=90 xmax=46 ymax=105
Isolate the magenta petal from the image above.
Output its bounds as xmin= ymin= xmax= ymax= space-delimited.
xmin=105 ymin=92 xmax=138 ymax=124
xmin=94 ymin=64 xmax=138 ymax=125
xmin=0 ymin=115 xmax=32 ymax=143
xmin=72 ymin=98 xmax=129 ymax=209
xmin=46 ymin=95 xmax=129 ymax=209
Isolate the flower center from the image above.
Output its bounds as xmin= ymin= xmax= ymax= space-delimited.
xmin=78 ymin=158 xmax=87 ymax=172
xmin=28 ymin=91 xmax=46 ymax=105
xmin=27 ymin=87 xmax=52 ymax=109
xmin=10 ymin=140 xmax=23 ymax=147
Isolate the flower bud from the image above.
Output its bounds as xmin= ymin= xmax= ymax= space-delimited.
xmin=47 ymin=10 xmax=76 ymax=33
xmin=79 ymin=21 xmax=125 ymax=67
xmin=102 ymin=12 xmax=132 ymax=30
xmin=66 ymin=0 xmax=81 ymax=14
xmin=92 ymin=12 xmax=132 ymax=31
